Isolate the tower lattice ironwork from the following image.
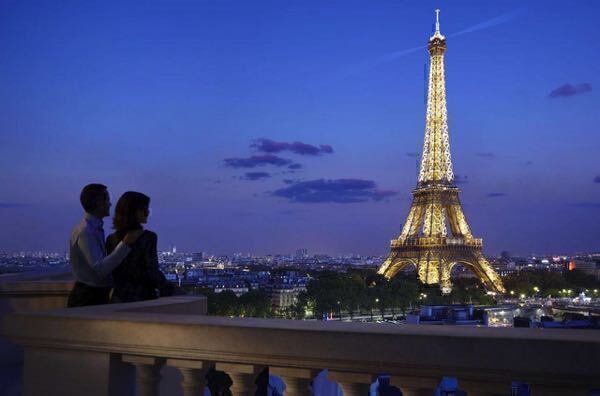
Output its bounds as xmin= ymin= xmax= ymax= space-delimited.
xmin=377 ymin=10 xmax=505 ymax=294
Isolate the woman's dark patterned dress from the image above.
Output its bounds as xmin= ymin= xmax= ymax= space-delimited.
xmin=106 ymin=230 xmax=173 ymax=303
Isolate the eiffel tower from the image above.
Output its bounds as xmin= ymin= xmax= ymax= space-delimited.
xmin=377 ymin=10 xmax=505 ymax=294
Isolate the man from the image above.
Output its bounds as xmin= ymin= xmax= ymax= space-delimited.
xmin=67 ymin=183 xmax=142 ymax=307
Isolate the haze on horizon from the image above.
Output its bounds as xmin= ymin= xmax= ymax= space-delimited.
xmin=1 ymin=1 xmax=599 ymax=256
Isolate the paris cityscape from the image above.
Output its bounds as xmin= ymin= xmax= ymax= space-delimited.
xmin=1 ymin=1 xmax=599 ymax=395
xmin=2 ymin=247 xmax=599 ymax=327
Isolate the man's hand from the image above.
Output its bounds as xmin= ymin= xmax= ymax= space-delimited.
xmin=122 ymin=230 xmax=143 ymax=246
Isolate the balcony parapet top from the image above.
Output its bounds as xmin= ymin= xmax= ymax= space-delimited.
xmin=0 ymin=271 xmax=74 ymax=296
xmin=2 ymin=296 xmax=600 ymax=389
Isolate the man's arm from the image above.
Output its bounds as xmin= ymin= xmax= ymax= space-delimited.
xmin=77 ymin=230 xmax=131 ymax=278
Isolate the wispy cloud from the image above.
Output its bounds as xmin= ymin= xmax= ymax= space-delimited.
xmin=243 ymin=172 xmax=271 ymax=181
xmin=251 ymin=138 xmax=334 ymax=156
xmin=571 ymin=202 xmax=600 ymax=208
xmin=272 ymin=179 xmax=396 ymax=204
xmin=340 ymin=45 xmax=426 ymax=77
xmin=548 ymin=83 xmax=592 ymax=98
xmin=340 ymin=9 xmax=525 ymax=77
xmin=0 ymin=203 xmax=28 ymax=208
xmin=448 ymin=9 xmax=526 ymax=38
xmin=224 ymin=155 xmax=292 ymax=169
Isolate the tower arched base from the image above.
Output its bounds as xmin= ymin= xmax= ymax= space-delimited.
xmin=378 ymin=242 xmax=505 ymax=295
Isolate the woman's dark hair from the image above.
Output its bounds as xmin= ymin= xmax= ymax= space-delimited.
xmin=80 ymin=183 xmax=108 ymax=213
xmin=113 ymin=191 xmax=150 ymax=235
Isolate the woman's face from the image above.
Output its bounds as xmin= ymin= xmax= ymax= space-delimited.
xmin=136 ymin=206 xmax=150 ymax=224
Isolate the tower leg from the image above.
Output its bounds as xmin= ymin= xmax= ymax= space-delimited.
xmin=474 ymin=254 xmax=505 ymax=293
xmin=440 ymin=261 xmax=452 ymax=295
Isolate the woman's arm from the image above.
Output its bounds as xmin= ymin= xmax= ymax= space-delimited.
xmin=143 ymin=232 xmax=174 ymax=297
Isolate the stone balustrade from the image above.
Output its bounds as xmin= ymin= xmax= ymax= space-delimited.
xmin=0 ymin=270 xmax=74 ymax=368
xmin=2 ymin=295 xmax=600 ymax=395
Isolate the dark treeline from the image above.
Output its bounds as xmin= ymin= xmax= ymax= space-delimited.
xmin=503 ymin=269 xmax=600 ymax=297
xmin=186 ymin=269 xmax=599 ymax=319
xmin=285 ymin=269 xmax=494 ymax=320
xmin=192 ymin=288 xmax=272 ymax=317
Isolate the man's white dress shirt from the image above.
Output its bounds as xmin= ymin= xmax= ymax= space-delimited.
xmin=69 ymin=213 xmax=131 ymax=287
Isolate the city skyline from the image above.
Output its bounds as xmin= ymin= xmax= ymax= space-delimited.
xmin=1 ymin=1 xmax=599 ymax=255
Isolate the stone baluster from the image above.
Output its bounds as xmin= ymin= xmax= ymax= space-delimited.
xmin=528 ymin=384 xmax=590 ymax=396
xmin=270 ymin=367 xmax=318 ymax=396
xmin=122 ymin=355 xmax=165 ymax=396
xmin=399 ymin=388 xmax=435 ymax=396
xmin=391 ymin=375 xmax=438 ymax=396
xmin=328 ymin=371 xmax=374 ymax=396
xmin=216 ymin=362 xmax=263 ymax=395
xmin=459 ymin=379 xmax=509 ymax=396
xmin=167 ymin=358 xmax=211 ymax=396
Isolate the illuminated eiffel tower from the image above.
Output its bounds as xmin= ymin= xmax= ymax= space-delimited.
xmin=378 ymin=10 xmax=505 ymax=294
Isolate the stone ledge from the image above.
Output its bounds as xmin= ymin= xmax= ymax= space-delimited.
xmin=0 ymin=271 xmax=74 ymax=296
xmin=2 ymin=296 xmax=599 ymax=390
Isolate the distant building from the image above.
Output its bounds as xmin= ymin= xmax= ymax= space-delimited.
xmin=570 ymin=259 xmax=600 ymax=279
xmin=213 ymin=283 xmax=249 ymax=297
xmin=406 ymin=305 xmax=515 ymax=327
xmin=265 ymin=272 xmax=308 ymax=312
xmin=295 ymin=248 xmax=308 ymax=259
xmin=164 ymin=273 xmax=177 ymax=281
xmin=192 ymin=252 xmax=206 ymax=262
xmin=269 ymin=284 xmax=306 ymax=312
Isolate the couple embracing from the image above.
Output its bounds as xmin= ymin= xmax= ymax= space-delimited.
xmin=67 ymin=183 xmax=174 ymax=307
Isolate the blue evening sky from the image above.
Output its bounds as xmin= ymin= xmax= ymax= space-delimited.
xmin=1 ymin=0 xmax=599 ymax=255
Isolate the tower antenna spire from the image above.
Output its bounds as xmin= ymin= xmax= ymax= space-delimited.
xmin=430 ymin=9 xmax=445 ymax=41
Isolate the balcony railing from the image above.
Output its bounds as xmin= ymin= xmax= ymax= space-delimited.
xmin=2 ymin=288 xmax=600 ymax=396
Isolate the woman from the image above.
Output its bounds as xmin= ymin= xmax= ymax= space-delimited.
xmin=107 ymin=191 xmax=173 ymax=303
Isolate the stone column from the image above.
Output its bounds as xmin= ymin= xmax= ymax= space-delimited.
xmin=400 ymin=389 xmax=434 ymax=396
xmin=22 ymin=347 xmax=134 ymax=396
xmin=391 ymin=375 xmax=438 ymax=396
xmin=528 ymin=384 xmax=590 ymax=396
xmin=460 ymin=379 xmax=508 ymax=396
xmin=122 ymin=355 xmax=165 ymax=396
xmin=270 ymin=367 xmax=318 ymax=396
xmin=216 ymin=362 xmax=263 ymax=396
xmin=167 ymin=358 xmax=211 ymax=396
xmin=328 ymin=371 xmax=373 ymax=396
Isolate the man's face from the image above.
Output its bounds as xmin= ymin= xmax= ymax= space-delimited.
xmin=97 ymin=190 xmax=111 ymax=218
